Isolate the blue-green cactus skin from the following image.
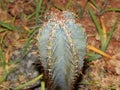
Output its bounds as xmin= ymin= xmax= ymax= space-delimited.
xmin=37 ymin=11 xmax=86 ymax=90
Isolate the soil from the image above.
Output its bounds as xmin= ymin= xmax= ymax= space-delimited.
xmin=0 ymin=0 xmax=120 ymax=90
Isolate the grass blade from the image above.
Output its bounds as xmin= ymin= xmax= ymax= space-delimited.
xmin=105 ymin=8 xmax=120 ymax=12
xmin=78 ymin=0 xmax=89 ymax=17
xmin=103 ymin=18 xmax=118 ymax=51
xmin=89 ymin=0 xmax=100 ymax=10
xmin=0 ymin=21 xmax=17 ymax=31
xmin=13 ymin=74 xmax=43 ymax=90
xmin=35 ymin=0 xmax=43 ymax=25
xmin=66 ymin=0 xmax=72 ymax=9
xmin=87 ymin=4 xmax=104 ymax=50
xmin=41 ymin=81 xmax=45 ymax=90
xmin=22 ymin=35 xmax=33 ymax=56
xmin=101 ymin=8 xmax=120 ymax=14
xmin=0 ymin=47 xmax=5 ymax=69
xmin=0 ymin=47 xmax=7 ymax=83
xmin=86 ymin=53 xmax=101 ymax=62
xmin=22 ymin=28 xmax=38 ymax=57
xmin=99 ymin=0 xmax=108 ymax=15
xmin=100 ymin=16 xmax=107 ymax=43
xmin=0 ymin=29 xmax=7 ymax=33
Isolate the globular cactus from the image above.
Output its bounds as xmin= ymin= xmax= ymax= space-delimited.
xmin=37 ymin=10 xmax=86 ymax=90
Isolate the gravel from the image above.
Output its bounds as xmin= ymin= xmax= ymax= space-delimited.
xmin=7 ymin=45 xmax=41 ymax=90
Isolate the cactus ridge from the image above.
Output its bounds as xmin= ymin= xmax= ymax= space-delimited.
xmin=37 ymin=11 xmax=86 ymax=90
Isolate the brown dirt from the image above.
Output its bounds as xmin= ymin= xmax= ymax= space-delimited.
xmin=0 ymin=0 xmax=120 ymax=90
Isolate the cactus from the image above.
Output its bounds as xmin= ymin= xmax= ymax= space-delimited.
xmin=37 ymin=10 xmax=86 ymax=90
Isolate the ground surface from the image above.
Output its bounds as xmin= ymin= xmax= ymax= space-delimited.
xmin=0 ymin=0 xmax=120 ymax=90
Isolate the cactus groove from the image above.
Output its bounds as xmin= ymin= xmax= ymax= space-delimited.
xmin=37 ymin=10 xmax=86 ymax=90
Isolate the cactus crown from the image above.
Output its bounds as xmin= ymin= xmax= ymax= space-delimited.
xmin=37 ymin=10 xmax=86 ymax=90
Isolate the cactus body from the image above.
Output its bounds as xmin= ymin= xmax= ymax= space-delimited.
xmin=37 ymin=11 xmax=86 ymax=90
